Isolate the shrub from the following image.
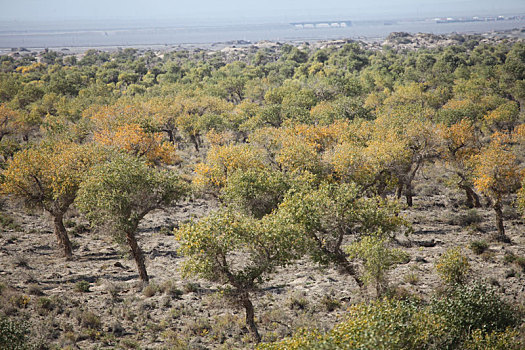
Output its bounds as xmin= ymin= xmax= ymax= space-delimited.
xmin=514 ymin=256 xmax=525 ymax=272
xmin=429 ymin=282 xmax=520 ymax=348
xmin=0 ymin=316 xmax=30 ymax=350
xmin=142 ymin=283 xmax=158 ymax=298
xmin=435 ymin=247 xmax=470 ymax=285
xmin=469 ymin=240 xmax=489 ymax=255
xmin=455 ymin=209 xmax=483 ymax=227
xmin=347 ymin=235 xmax=409 ymax=297
xmin=74 ymin=280 xmax=90 ymax=293
xmin=319 ymin=295 xmax=341 ymax=312
xmin=259 ymin=283 xmax=520 ymax=350
xmin=464 ymin=328 xmax=522 ymax=350
xmin=80 ymin=311 xmax=102 ymax=330
xmin=258 ymin=298 xmax=443 ymax=350
xmin=161 ymin=280 xmax=183 ymax=299
xmin=36 ymin=297 xmax=55 ymax=315
xmin=287 ymin=292 xmax=309 ymax=311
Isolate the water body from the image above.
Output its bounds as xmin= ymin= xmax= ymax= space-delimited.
xmin=0 ymin=18 xmax=524 ymax=50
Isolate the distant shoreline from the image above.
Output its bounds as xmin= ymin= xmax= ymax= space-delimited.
xmin=1 ymin=23 xmax=523 ymax=56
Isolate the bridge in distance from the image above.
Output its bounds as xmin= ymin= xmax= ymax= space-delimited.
xmin=290 ymin=20 xmax=352 ymax=28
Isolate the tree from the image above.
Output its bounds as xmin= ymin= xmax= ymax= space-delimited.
xmin=278 ymin=181 xmax=408 ymax=285
xmin=1 ymin=142 xmax=104 ymax=258
xmin=346 ymin=235 xmax=409 ymax=297
xmin=76 ymin=153 xmax=187 ymax=283
xmin=0 ymin=104 xmax=19 ymax=142
xmin=440 ymin=119 xmax=482 ymax=208
xmin=221 ymin=168 xmax=291 ymax=219
xmin=175 ymin=209 xmax=302 ymax=343
xmin=472 ymin=134 xmax=522 ymax=242
xmin=518 ymin=177 xmax=525 ymax=220
xmin=194 ymin=143 xmax=266 ymax=193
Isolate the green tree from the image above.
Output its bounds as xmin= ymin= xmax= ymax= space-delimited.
xmin=278 ymin=182 xmax=408 ymax=285
xmin=175 ymin=209 xmax=302 ymax=342
xmin=76 ymin=153 xmax=187 ymax=283
xmin=346 ymin=235 xmax=409 ymax=297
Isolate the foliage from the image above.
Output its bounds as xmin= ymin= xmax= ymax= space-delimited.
xmin=259 ymin=282 xmax=521 ymax=350
xmin=278 ymin=181 xmax=408 ymax=278
xmin=221 ymin=168 xmax=291 ymax=218
xmin=76 ymin=153 xmax=187 ymax=281
xmin=175 ymin=208 xmax=303 ymax=341
xmin=0 ymin=315 xmax=31 ymax=350
xmin=175 ymin=208 xmax=302 ymax=287
xmin=435 ymin=247 xmax=471 ymax=285
xmin=1 ymin=141 xmax=104 ymax=213
xmin=77 ymin=153 xmax=186 ymax=237
xmin=1 ymin=141 xmax=105 ymax=257
xmin=469 ymin=240 xmax=489 ymax=255
xmin=346 ymin=235 xmax=409 ymax=296
xmin=429 ymin=282 xmax=520 ymax=348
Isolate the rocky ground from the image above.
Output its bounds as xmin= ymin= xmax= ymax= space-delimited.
xmin=0 ymin=162 xmax=524 ymax=349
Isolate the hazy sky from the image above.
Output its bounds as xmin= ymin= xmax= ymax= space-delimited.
xmin=1 ymin=0 xmax=524 ymax=23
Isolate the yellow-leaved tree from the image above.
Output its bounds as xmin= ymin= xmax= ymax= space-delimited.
xmin=1 ymin=142 xmax=105 ymax=257
xmin=472 ymin=134 xmax=522 ymax=242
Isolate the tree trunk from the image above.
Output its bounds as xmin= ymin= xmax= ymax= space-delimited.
xmin=405 ymin=181 xmax=413 ymax=207
xmin=333 ymin=252 xmax=363 ymax=287
xmin=493 ymin=201 xmax=509 ymax=243
xmin=460 ymin=184 xmax=481 ymax=208
xmin=53 ymin=213 xmax=72 ymax=259
xmin=240 ymin=292 xmax=261 ymax=343
xmin=190 ymin=134 xmax=200 ymax=152
xmin=166 ymin=129 xmax=174 ymax=144
xmin=126 ymin=231 xmax=149 ymax=283
xmin=396 ymin=182 xmax=403 ymax=199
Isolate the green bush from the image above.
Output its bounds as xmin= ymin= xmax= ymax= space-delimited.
xmin=454 ymin=209 xmax=483 ymax=227
xmin=464 ymin=328 xmax=522 ymax=350
xmin=429 ymin=282 xmax=520 ymax=348
xmin=0 ymin=316 xmax=30 ymax=350
xmin=258 ymin=298 xmax=443 ymax=350
xmin=74 ymin=280 xmax=90 ymax=293
xmin=259 ymin=282 xmax=521 ymax=350
xmin=435 ymin=247 xmax=470 ymax=285
xmin=469 ymin=240 xmax=488 ymax=255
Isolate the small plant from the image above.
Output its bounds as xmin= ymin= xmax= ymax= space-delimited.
xmin=503 ymin=252 xmax=517 ymax=264
xmin=105 ymin=282 xmax=121 ymax=299
xmin=435 ymin=247 xmax=470 ymax=285
xmin=161 ymin=280 xmax=183 ymax=299
xmin=287 ymin=292 xmax=309 ymax=311
xmin=120 ymin=338 xmax=140 ymax=349
xmin=319 ymin=295 xmax=341 ymax=312
xmin=0 ymin=213 xmax=21 ymax=231
xmin=36 ymin=297 xmax=55 ymax=315
xmin=13 ymin=255 xmax=29 ymax=268
xmin=74 ymin=281 xmax=90 ymax=293
xmin=347 ymin=235 xmax=410 ymax=297
xmin=142 ymin=283 xmax=158 ymax=298
xmin=469 ymin=240 xmax=488 ymax=255
xmin=10 ymin=294 xmax=30 ymax=309
xmin=184 ymin=317 xmax=212 ymax=337
xmin=80 ymin=311 xmax=102 ymax=330
xmin=514 ymin=256 xmax=525 ymax=272
xmin=454 ymin=209 xmax=483 ymax=227
xmin=0 ymin=315 xmax=30 ymax=350
xmin=27 ymin=284 xmax=44 ymax=296
xmin=403 ymin=272 xmax=420 ymax=285
xmin=182 ymin=282 xmax=200 ymax=294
